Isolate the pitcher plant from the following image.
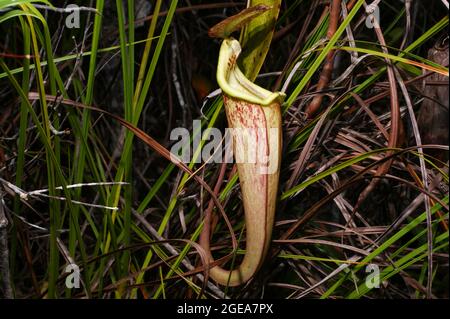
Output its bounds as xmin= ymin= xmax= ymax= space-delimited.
xmin=200 ymin=2 xmax=284 ymax=286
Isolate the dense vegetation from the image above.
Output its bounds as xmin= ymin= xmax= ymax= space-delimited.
xmin=0 ymin=0 xmax=448 ymax=299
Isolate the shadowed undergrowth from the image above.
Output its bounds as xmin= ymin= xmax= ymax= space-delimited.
xmin=0 ymin=0 xmax=448 ymax=299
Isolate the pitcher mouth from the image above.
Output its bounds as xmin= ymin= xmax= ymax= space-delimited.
xmin=216 ymin=38 xmax=285 ymax=106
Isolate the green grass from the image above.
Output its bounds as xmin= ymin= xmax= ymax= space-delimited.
xmin=0 ymin=0 xmax=447 ymax=299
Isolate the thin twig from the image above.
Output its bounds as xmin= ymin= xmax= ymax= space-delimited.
xmin=0 ymin=193 xmax=13 ymax=298
xmin=304 ymin=0 xmax=341 ymax=118
xmin=353 ymin=0 xmax=402 ymax=212
xmin=394 ymin=67 xmax=433 ymax=298
xmin=32 ymin=4 xmax=99 ymax=14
